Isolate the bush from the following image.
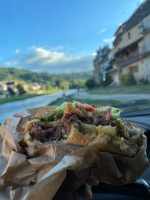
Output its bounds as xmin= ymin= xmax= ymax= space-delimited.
xmin=85 ymin=79 xmax=95 ymax=88
xmin=121 ymin=74 xmax=136 ymax=86
xmin=139 ymin=78 xmax=149 ymax=85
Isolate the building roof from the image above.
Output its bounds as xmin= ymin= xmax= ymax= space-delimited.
xmin=6 ymin=81 xmax=15 ymax=85
xmin=113 ymin=32 xmax=123 ymax=46
xmin=115 ymin=23 xmax=126 ymax=36
xmin=114 ymin=0 xmax=150 ymax=46
xmin=124 ymin=0 xmax=150 ymax=32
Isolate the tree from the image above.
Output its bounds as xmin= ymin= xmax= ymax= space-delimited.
xmin=8 ymin=87 xmax=16 ymax=96
xmin=46 ymin=81 xmax=52 ymax=91
xmin=59 ymin=79 xmax=69 ymax=90
xmin=85 ymin=79 xmax=95 ymax=89
xmin=17 ymin=84 xmax=26 ymax=95
xmin=76 ymin=80 xmax=86 ymax=88
xmin=121 ymin=74 xmax=136 ymax=86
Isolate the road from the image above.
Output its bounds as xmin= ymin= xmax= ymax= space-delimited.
xmin=0 ymin=90 xmax=76 ymax=123
xmin=74 ymin=91 xmax=150 ymax=103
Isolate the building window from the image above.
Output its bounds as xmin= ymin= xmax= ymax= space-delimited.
xmin=128 ymin=32 xmax=131 ymax=39
xmin=129 ymin=66 xmax=138 ymax=73
xmin=138 ymin=25 xmax=144 ymax=34
xmin=135 ymin=66 xmax=138 ymax=72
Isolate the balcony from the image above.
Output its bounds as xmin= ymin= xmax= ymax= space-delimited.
xmin=139 ymin=25 xmax=150 ymax=34
xmin=116 ymin=53 xmax=142 ymax=68
xmin=140 ymin=46 xmax=150 ymax=57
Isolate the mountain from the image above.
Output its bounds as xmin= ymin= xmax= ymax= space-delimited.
xmin=0 ymin=67 xmax=92 ymax=88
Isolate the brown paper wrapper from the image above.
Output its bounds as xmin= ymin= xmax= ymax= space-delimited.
xmin=0 ymin=106 xmax=149 ymax=200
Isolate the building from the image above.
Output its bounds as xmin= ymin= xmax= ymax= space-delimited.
xmin=93 ymin=46 xmax=110 ymax=86
xmin=110 ymin=0 xmax=150 ymax=84
xmin=0 ymin=81 xmax=18 ymax=96
xmin=0 ymin=84 xmax=9 ymax=99
xmin=93 ymin=0 xmax=150 ymax=86
xmin=24 ymin=82 xmax=41 ymax=91
xmin=105 ymin=48 xmax=120 ymax=86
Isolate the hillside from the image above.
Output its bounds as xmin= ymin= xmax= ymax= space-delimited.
xmin=0 ymin=67 xmax=92 ymax=88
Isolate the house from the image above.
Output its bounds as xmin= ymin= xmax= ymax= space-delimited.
xmin=93 ymin=0 xmax=150 ymax=85
xmin=93 ymin=46 xmax=110 ymax=86
xmin=0 ymin=84 xmax=9 ymax=99
xmin=0 ymin=81 xmax=18 ymax=96
xmin=26 ymin=82 xmax=41 ymax=91
xmin=110 ymin=0 xmax=150 ymax=84
xmin=105 ymin=48 xmax=120 ymax=85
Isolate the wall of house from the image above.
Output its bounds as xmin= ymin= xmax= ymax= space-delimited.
xmin=112 ymin=71 xmax=120 ymax=85
xmin=142 ymin=33 xmax=150 ymax=53
xmin=145 ymin=55 xmax=150 ymax=81
xmin=137 ymin=15 xmax=150 ymax=54
xmin=114 ymin=23 xmax=142 ymax=53
xmin=142 ymin=14 xmax=150 ymax=30
xmin=121 ymin=59 xmax=146 ymax=81
xmin=94 ymin=65 xmax=101 ymax=85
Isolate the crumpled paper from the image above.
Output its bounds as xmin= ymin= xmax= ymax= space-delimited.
xmin=0 ymin=106 xmax=149 ymax=200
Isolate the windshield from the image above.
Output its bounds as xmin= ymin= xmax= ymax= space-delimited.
xmin=0 ymin=0 xmax=150 ymax=122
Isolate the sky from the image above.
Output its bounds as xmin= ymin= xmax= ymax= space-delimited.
xmin=0 ymin=0 xmax=145 ymax=74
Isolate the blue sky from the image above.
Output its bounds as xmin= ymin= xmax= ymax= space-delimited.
xmin=0 ymin=0 xmax=145 ymax=73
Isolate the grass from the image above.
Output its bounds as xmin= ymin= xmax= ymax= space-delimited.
xmin=0 ymin=89 xmax=64 ymax=104
xmin=88 ymin=84 xmax=150 ymax=94
xmin=48 ymin=95 xmax=120 ymax=106
xmin=0 ymin=94 xmax=43 ymax=104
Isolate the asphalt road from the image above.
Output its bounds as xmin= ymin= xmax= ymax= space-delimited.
xmin=74 ymin=91 xmax=150 ymax=103
xmin=0 ymin=89 xmax=76 ymax=123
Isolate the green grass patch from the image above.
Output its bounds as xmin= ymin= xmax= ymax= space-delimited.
xmin=88 ymin=84 xmax=150 ymax=94
xmin=48 ymin=95 xmax=120 ymax=106
xmin=0 ymin=94 xmax=43 ymax=104
xmin=0 ymin=89 xmax=64 ymax=104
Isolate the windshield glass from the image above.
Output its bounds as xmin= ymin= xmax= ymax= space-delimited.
xmin=0 ymin=0 xmax=150 ymax=122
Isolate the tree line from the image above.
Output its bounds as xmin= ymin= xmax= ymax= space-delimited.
xmin=0 ymin=67 xmax=92 ymax=90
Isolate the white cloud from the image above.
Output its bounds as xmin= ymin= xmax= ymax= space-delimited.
xmin=15 ymin=49 xmax=20 ymax=54
xmin=28 ymin=46 xmax=36 ymax=50
xmin=5 ymin=47 xmax=94 ymax=74
xmin=51 ymin=45 xmax=64 ymax=51
xmin=0 ymin=57 xmax=2 ymax=61
xmin=92 ymin=52 xmax=96 ymax=56
xmin=97 ymin=28 xmax=106 ymax=35
xmin=104 ymin=37 xmax=115 ymax=43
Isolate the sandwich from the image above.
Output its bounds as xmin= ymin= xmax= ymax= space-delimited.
xmin=23 ymin=101 xmax=145 ymax=157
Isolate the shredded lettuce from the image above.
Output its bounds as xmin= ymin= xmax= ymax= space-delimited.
xmin=117 ymin=118 xmax=122 ymax=124
xmin=95 ymin=106 xmax=121 ymax=119
xmin=40 ymin=102 xmax=67 ymax=122
xmin=111 ymin=107 xmax=121 ymax=119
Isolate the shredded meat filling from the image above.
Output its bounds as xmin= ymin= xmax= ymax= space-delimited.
xmin=63 ymin=113 xmax=117 ymax=127
xmin=29 ymin=120 xmax=68 ymax=142
xmin=29 ymin=112 xmax=117 ymax=142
